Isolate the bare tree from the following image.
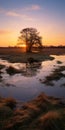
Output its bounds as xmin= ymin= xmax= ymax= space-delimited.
xmin=18 ymin=27 xmax=42 ymax=52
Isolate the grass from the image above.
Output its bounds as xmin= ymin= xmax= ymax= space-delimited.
xmin=0 ymin=50 xmax=54 ymax=63
xmin=56 ymin=61 xmax=62 ymax=64
xmin=6 ymin=66 xmax=21 ymax=75
xmin=61 ymin=83 xmax=65 ymax=87
xmin=0 ymin=93 xmax=65 ymax=130
xmin=4 ymin=97 xmax=17 ymax=109
xmin=37 ymin=111 xmax=63 ymax=130
xmin=0 ymin=72 xmax=3 ymax=82
xmin=0 ymin=75 xmax=2 ymax=82
xmin=40 ymin=66 xmax=65 ymax=86
xmin=0 ymin=106 xmax=13 ymax=120
xmin=0 ymin=64 xmax=5 ymax=82
xmin=0 ymin=64 xmax=5 ymax=70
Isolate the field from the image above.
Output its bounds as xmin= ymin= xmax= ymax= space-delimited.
xmin=0 ymin=47 xmax=65 ymax=55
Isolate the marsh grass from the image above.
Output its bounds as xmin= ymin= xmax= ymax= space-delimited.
xmin=0 ymin=64 xmax=5 ymax=70
xmin=0 ymin=75 xmax=2 ymax=82
xmin=0 ymin=71 xmax=3 ymax=82
xmin=0 ymin=106 xmax=13 ymax=120
xmin=0 ymin=65 xmax=4 ymax=82
xmin=6 ymin=66 xmax=21 ymax=75
xmin=4 ymin=98 xmax=17 ymax=109
xmin=0 ymin=52 xmax=54 ymax=63
xmin=0 ymin=93 xmax=65 ymax=130
xmin=40 ymin=66 xmax=65 ymax=86
xmin=37 ymin=111 xmax=63 ymax=130
xmin=61 ymin=83 xmax=65 ymax=87
xmin=56 ymin=61 xmax=62 ymax=64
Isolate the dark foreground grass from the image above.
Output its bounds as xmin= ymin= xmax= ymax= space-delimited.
xmin=0 ymin=93 xmax=65 ymax=130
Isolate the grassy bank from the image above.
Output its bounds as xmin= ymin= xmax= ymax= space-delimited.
xmin=0 ymin=47 xmax=65 ymax=63
xmin=0 ymin=52 xmax=54 ymax=63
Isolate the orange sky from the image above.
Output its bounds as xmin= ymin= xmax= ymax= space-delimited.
xmin=0 ymin=28 xmax=65 ymax=47
xmin=0 ymin=0 xmax=65 ymax=47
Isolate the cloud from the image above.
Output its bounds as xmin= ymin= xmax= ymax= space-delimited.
xmin=25 ymin=5 xmax=41 ymax=11
xmin=0 ymin=7 xmax=36 ymax=21
xmin=0 ymin=30 xmax=12 ymax=35
xmin=6 ymin=11 xmax=20 ymax=17
xmin=6 ymin=11 xmax=34 ymax=21
xmin=30 ymin=5 xmax=41 ymax=10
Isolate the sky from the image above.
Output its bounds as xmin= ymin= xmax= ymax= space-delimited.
xmin=0 ymin=0 xmax=65 ymax=47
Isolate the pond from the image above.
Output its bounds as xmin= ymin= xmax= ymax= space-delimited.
xmin=0 ymin=55 xmax=65 ymax=102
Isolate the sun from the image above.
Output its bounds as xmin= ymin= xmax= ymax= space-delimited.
xmin=17 ymin=44 xmax=26 ymax=48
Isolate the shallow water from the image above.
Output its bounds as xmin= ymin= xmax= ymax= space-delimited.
xmin=0 ymin=55 xmax=65 ymax=102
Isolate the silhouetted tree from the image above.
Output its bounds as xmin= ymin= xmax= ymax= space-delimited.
xmin=18 ymin=27 xmax=42 ymax=52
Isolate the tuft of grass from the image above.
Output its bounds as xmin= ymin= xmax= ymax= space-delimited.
xmin=38 ymin=111 xmax=63 ymax=130
xmin=0 ymin=75 xmax=2 ymax=82
xmin=40 ymin=66 xmax=65 ymax=86
xmin=4 ymin=97 xmax=17 ymax=109
xmin=6 ymin=66 xmax=20 ymax=75
xmin=0 ymin=93 xmax=65 ymax=130
xmin=0 ymin=106 xmax=13 ymax=120
xmin=0 ymin=64 xmax=5 ymax=70
xmin=54 ymin=66 xmax=65 ymax=72
xmin=61 ymin=83 xmax=65 ymax=87
xmin=56 ymin=61 xmax=62 ymax=64
xmin=0 ymin=65 xmax=4 ymax=82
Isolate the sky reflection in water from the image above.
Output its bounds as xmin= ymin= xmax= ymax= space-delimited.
xmin=0 ymin=55 xmax=65 ymax=102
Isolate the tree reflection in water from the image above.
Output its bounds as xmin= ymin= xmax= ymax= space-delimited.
xmin=0 ymin=60 xmax=42 ymax=87
xmin=3 ymin=59 xmax=42 ymax=77
xmin=21 ymin=61 xmax=42 ymax=77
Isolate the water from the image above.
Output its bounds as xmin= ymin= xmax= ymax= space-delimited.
xmin=0 ymin=55 xmax=65 ymax=102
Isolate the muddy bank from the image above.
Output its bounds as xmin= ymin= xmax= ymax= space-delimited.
xmin=0 ymin=93 xmax=65 ymax=130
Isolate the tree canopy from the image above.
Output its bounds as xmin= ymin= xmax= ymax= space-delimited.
xmin=18 ymin=27 xmax=42 ymax=52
